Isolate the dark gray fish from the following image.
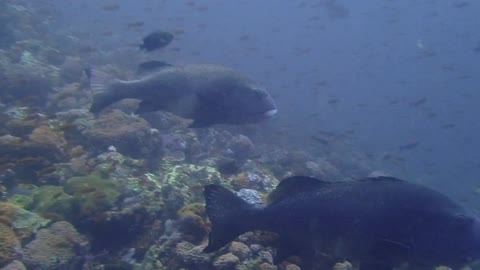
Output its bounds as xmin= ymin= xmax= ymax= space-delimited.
xmin=89 ymin=64 xmax=277 ymax=128
xmin=411 ymin=97 xmax=427 ymax=107
xmin=204 ymin=176 xmax=480 ymax=269
xmin=140 ymin=30 xmax=174 ymax=52
xmin=399 ymin=141 xmax=420 ymax=150
xmin=136 ymin=60 xmax=173 ymax=75
xmin=216 ymin=158 xmax=241 ymax=176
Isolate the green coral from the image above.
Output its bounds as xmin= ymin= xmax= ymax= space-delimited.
xmin=9 ymin=184 xmax=73 ymax=221
xmin=30 ymin=186 xmax=73 ymax=220
xmin=63 ymin=172 xmax=122 ymax=218
xmin=11 ymin=206 xmax=50 ymax=242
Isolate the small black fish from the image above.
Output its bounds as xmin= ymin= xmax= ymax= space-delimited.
xmin=441 ymin=123 xmax=456 ymax=129
xmin=204 ymin=176 xmax=480 ymax=269
xmin=411 ymin=97 xmax=427 ymax=107
xmin=136 ymin=60 xmax=173 ymax=75
xmin=216 ymin=159 xmax=241 ymax=176
xmin=310 ymin=135 xmax=330 ymax=146
xmin=399 ymin=141 xmax=420 ymax=150
xmin=140 ymin=30 xmax=174 ymax=52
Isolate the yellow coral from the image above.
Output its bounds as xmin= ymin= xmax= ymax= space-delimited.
xmin=0 ymin=222 xmax=17 ymax=266
xmin=0 ymin=202 xmax=16 ymax=224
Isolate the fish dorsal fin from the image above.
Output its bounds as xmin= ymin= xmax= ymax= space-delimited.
xmin=359 ymin=176 xmax=404 ymax=182
xmin=267 ymin=176 xmax=329 ymax=204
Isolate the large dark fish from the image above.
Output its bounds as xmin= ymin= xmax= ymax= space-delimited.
xmin=204 ymin=176 xmax=480 ymax=269
xmin=89 ymin=64 xmax=277 ymax=128
xmin=140 ymin=30 xmax=174 ymax=52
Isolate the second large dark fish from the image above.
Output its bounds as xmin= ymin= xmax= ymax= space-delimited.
xmin=89 ymin=64 xmax=277 ymax=128
xmin=204 ymin=176 xmax=480 ymax=269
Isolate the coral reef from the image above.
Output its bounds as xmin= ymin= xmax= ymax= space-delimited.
xmin=177 ymin=203 xmax=209 ymax=244
xmin=63 ymin=172 xmax=122 ymax=220
xmin=82 ymin=110 xmax=162 ymax=160
xmin=0 ymin=123 xmax=66 ymax=185
xmin=22 ymin=221 xmax=89 ymax=270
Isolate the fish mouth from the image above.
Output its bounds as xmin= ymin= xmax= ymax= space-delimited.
xmin=263 ymin=109 xmax=278 ymax=118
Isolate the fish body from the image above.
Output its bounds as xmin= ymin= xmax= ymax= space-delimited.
xmin=140 ymin=30 xmax=174 ymax=51
xmin=204 ymin=176 xmax=480 ymax=269
xmin=90 ymin=64 xmax=277 ymax=128
xmin=136 ymin=60 xmax=173 ymax=75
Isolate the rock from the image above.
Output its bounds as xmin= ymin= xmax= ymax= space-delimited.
xmin=258 ymin=250 xmax=274 ymax=264
xmin=174 ymin=241 xmax=211 ymax=267
xmin=256 ymin=262 xmax=277 ymax=270
xmin=228 ymin=241 xmax=251 ymax=260
xmin=23 ymin=221 xmax=89 ymax=270
xmin=285 ymin=264 xmax=301 ymax=270
xmin=212 ymin=253 xmax=239 ymax=270
xmin=227 ymin=134 xmax=255 ymax=162
xmin=237 ymin=189 xmax=263 ymax=204
xmin=333 ymin=261 xmax=352 ymax=270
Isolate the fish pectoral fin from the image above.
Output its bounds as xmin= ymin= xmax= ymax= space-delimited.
xmin=274 ymin=243 xmax=301 ymax=264
xmin=136 ymin=100 xmax=158 ymax=114
xmin=274 ymin=237 xmax=314 ymax=264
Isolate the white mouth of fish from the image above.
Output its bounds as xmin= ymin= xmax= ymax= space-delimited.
xmin=263 ymin=109 xmax=277 ymax=117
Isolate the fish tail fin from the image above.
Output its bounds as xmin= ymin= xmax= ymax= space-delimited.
xmin=89 ymin=68 xmax=118 ymax=93
xmin=203 ymin=184 xmax=257 ymax=252
xmin=88 ymin=68 xmax=127 ymax=114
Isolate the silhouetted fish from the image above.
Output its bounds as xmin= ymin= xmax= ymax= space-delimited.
xmin=399 ymin=141 xmax=420 ymax=150
xmin=411 ymin=97 xmax=427 ymax=107
xmin=204 ymin=176 xmax=480 ymax=269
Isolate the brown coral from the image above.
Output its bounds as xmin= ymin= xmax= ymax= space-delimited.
xmin=22 ymin=221 xmax=88 ymax=270
xmin=29 ymin=125 xmax=66 ymax=155
xmin=0 ymin=124 xmax=67 ymax=184
xmin=0 ymin=202 xmax=16 ymax=223
xmin=0 ymin=221 xmax=18 ymax=267
xmin=82 ymin=110 xmax=162 ymax=159
xmin=177 ymin=203 xmax=209 ymax=244
xmin=0 ymin=205 xmax=19 ymax=266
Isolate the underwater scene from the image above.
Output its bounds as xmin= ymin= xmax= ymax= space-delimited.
xmin=1 ymin=0 xmax=480 ymax=269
